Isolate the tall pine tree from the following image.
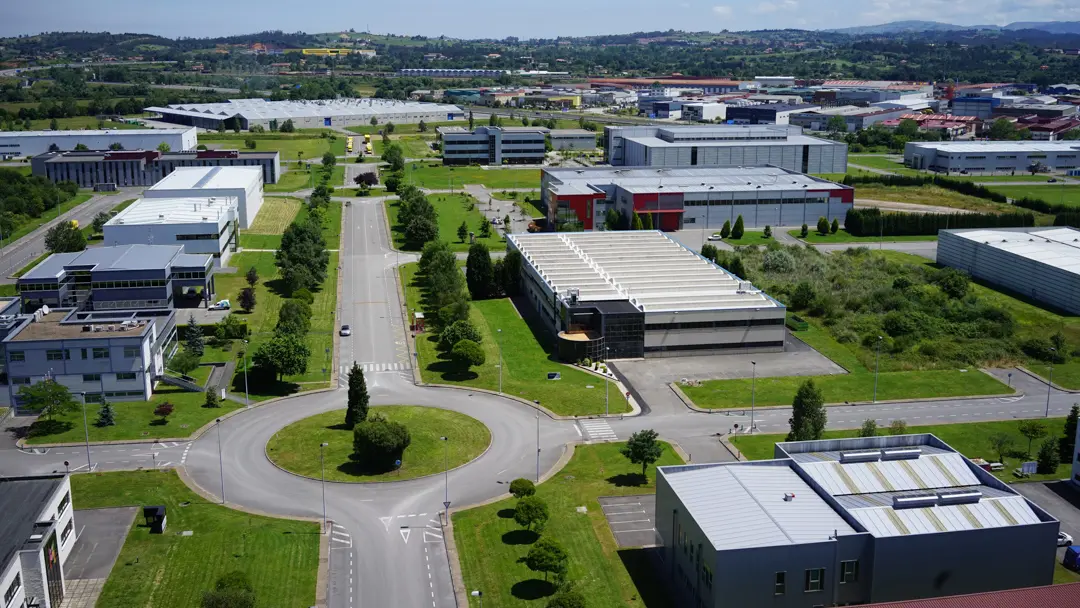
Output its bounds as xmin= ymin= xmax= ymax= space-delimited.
xmin=345 ymin=362 xmax=369 ymax=429
xmin=731 ymin=215 xmax=745 ymax=239
xmin=787 ymin=379 xmax=826 ymax=441
xmin=185 ymin=313 xmax=204 ymax=357
xmin=96 ymin=400 xmax=115 ymax=427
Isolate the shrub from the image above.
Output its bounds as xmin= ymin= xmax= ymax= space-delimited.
xmin=352 ymin=413 xmax=411 ymax=471
xmin=451 ymin=339 xmax=485 ymax=370
xmin=509 ymin=478 xmax=536 ymax=498
xmin=761 ymin=249 xmax=795 ymax=273
xmin=439 ymin=320 xmax=482 ymax=350
xmin=790 ymin=281 xmax=816 ymax=310
xmin=731 ymin=215 xmax=745 ymax=239
xmin=514 ymin=495 xmax=550 ymax=531
xmin=816 ymin=216 xmax=830 ymax=235
xmin=800 ymin=223 xmax=809 ymax=238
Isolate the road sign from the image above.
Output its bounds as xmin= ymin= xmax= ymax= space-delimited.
xmin=443 ymin=501 xmax=451 ymax=510
xmin=394 ymin=459 xmax=402 ymax=468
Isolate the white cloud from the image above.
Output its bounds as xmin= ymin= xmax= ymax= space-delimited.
xmin=712 ymin=5 xmax=733 ymax=16
xmin=754 ymin=0 xmax=799 ymax=14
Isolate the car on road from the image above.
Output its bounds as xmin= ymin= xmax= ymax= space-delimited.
xmin=491 ymin=217 xmax=502 ymax=225
xmin=1059 ymin=532 xmax=1073 ymax=547
xmin=707 ymin=233 xmax=723 ymax=241
xmin=1048 ymin=178 xmax=1059 ymax=183
xmin=339 ymin=325 xmax=351 ymax=337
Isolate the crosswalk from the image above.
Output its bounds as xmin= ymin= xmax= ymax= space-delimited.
xmin=579 ymin=419 xmax=617 ymax=442
xmin=359 ymin=362 xmax=411 ymax=373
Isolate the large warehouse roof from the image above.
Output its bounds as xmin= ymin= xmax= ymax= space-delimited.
xmin=145 ymin=98 xmax=463 ymax=121
xmin=0 ymin=128 xmax=193 ymax=138
xmin=623 ymin=133 xmax=835 ymax=149
xmin=543 ymin=166 xmax=847 ymax=197
xmin=148 ymin=166 xmax=262 ymax=191
xmin=907 ymin=141 xmax=1080 ymax=154
xmin=509 ymin=231 xmax=781 ymax=313
xmin=946 ymin=227 xmax=1080 ymax=277
xmin=107 ymin=196 xmax=236 ymax=226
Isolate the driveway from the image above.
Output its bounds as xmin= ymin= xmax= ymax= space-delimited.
xmin=1012 ymin=480 xmax=1079 ymax=562
xmin=64 ymin=507 xmax=138 ymax=579
xmin=599 ymin=495 xmax=658 ymax=548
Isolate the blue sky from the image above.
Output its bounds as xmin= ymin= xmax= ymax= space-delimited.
xmin=3 ymin=0 xmax=1080 ymax=39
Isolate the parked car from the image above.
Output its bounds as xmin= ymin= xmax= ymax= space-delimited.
xmin=339 ymin=325 xmax=351 ymax=337
xmin=1059 ymin=532 xmax=1073 ymax=547
xmin=707 ymin=233 xmax=723 ymax=241
xmin=1048 ymin=178 xmax=1059 ymax=183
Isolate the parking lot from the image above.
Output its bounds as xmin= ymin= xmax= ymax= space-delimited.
xmin=599 ymin=495 xmax=657 ymax=548
xmin=64 ymin=507 xmax=137 ymax=580
xmin=1011 ymin=481 xmax=1080 ymax=563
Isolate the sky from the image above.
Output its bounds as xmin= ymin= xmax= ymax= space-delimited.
xmin=3 ymin=0 xmax=1080 ymax=39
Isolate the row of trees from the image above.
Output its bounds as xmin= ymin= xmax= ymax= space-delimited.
xmin=395 ymin=184 xmax=439 ymax=247
xmin=465 ymin=242 xmax=522 ymax=301
xmin=0 ymin=169 xmax=80 ymax=239
xmin=844 ymin=207 xmax=1035 ymax=237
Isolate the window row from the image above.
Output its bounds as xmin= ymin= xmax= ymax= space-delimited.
xmin=683 ymin=198 xmax=830 ymax=207
xmin=12 ymin=346 xmax=140 ymax=363
xmin=176 ymin=233 xmax=221 ymax=241
xmin=171 ymin=271 xmax=207 ymax=280
xmin=81 ymin=372 xmax=137 ymax=382
xmin=645 ymin=318 xmax=785 ymax=331
xmin=773 ymin=560 xmax=858 ymax=596
xmin=18 ymin=282 xmax=60 ymax=292
xmin=92 ymin=280 xmax=169 ymax=289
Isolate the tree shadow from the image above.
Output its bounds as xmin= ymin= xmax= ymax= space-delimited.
xmin=27 ymin=419 xmax=74 ymax=438
xmin=501 ymin=529 xmax=538 ymax=546
xmin=149 ymin=419 xmax=169 ymax=427
xmin=427 ymin=360 xmax=478 ymax=382
xmin=510 ymin=579 xmax=555 ymax=601
xmin=325 ymin=422 xmax=352 ymax=432
xmin=618 ymin=548 xmax=675 ymax=608
xmin=265 ymin=277 xmax=291 ymax=298
xmin=497 ymin=508 xmax=516 ymax=519
xmin=336 ymin=461 xmax=395 ymax=477
xmin=607 ymin=473 xmax=648 ymax=488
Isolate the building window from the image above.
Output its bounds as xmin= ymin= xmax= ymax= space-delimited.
xmin=92 ymin=347 xmax=109 ymax=359
xmin=124 ymin=347 xmax=139 ymax=358
xmin=840 ymin=560 xmax=859 ymax=584
xmin=57 ymin=492 xmax=70 ymax=517
xmin=116 ymin=372 xmax=137 ymax=381
xmin=11 ymin=377 xmax=30 ymax=385
xmin=4 ymin=573 xmax=20 ymax=605
xmin=9 ymin=351 xmax=24 ymax=362
xmin=805 ymin=568 xmax=824 ymax=593
xmin=702 ymin=564 xmax=713 ymax=589
xmin=775 ymin=571 xmax=786 ymax=595
xmin=46 ymin=349 xmax=68 ymax=361
xmin=61 ymin=517 xmax=74 ymax=545
xmin=83 ymin=374 xmax=101 ymax=382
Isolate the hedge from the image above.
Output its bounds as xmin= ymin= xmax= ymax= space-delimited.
xmin=1054 ymin=212 xmax=1080 ymax=228
xmin=844 ymin=207 xmax=1035 ymax=237
xmin=841 ymin=174 xmax=1073 ymax=215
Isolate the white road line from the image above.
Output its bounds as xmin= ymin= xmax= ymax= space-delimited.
xmin=616 ymin=527 xmax=656 ymax=533
xmin=612 ymin=519 xmax=652 ymax=525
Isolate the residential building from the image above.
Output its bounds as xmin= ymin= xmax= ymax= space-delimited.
xmin=726 ymin=103 xmax=821 ymax=125
xmin=548 ymin=130 xmax=596 ymax=151
xmin=0 ymin=128 xmax=196 ymax=158
xmin=438 ymin=126 xmax=546 ymax=165
xmin=542 ymin=165 xmax=853 ymax=231
xmin=604 ymin=124 xmax=848 ymax=174
xmin=937 ymin=227 xmax=1080 ymax=315
xmin=656 ymin=434 xmax=1058 ymax=608
xmin=0 ymin=475 xmax=76 ymax=608
xmin=145 ymin=98 xmax=465 ymax=131
xmin=31 ymin=149 xmax=280 ymax=188
xmin=904 ymin=141 xmax=1080 ymax=173
xmin=508 ymin=231 xmax=785 ymax=359
xmin=103 ymin=197 xmax=238 ymax=266
xmin=143 ymin=166 xmax=264 ymax=229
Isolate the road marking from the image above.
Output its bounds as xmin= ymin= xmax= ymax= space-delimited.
xmin=379 ymin=516 xmax=393 ymax=530
xmin=400 ymin=528 xmax=411 ymax=544
xmin=358 ymin=362 xmax=410 ymax=373
xmin=579 ymin=419 xmax=617 ymax=441
xmin=612 ymin=519 xmax=652 ymax=525
xmin=424 ymin=530 xmax=443 ymax=543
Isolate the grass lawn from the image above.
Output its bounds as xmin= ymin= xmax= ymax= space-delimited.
xmin=855 ymin=184 xmax=1012 ymax=213
xmin=454 ymin=442 xmax=683 ymax=608
xmin=721 ymin=230 xmax=776 ymax=247
xmin=1056 ymin=562 xmax=1080 ymax=584
xmin=3 ymin=193 xmax=93 ymax=248
xmin=345 ymin=121 xmax=461 ymax=136
xmin=404 ymin=163 xmax=541 ymax=190
xmin=200 ymin=134 xmax=345 ymax=161
xmin=386 ymin=194 xmax=505 ymax=253
xmin=240 ymin=197 xmax=302 ymax=249
xmin=402 ymin=263 xmax=624 ymax=416
xmin=846 ymin=156 xmax=1056 ymax=182
xmin=730 ymin=417 xmax=1072 ymax=484
xmin=847 ymin=155 xmax=921 ymax=176
xmin=24 ymin=386 xmax=239 ymax=444
xmin=266 ymin=165 xmax=345 ymax=192
xmin=395 ymin=135 xmax=437 ymax=158
xmin=789 ymin=228 xmax=938 ymax=243
xmin=266 ymin=406 xmax=490 ymax=482
xmin=72 ymin=470 xmax=318 ymax=608
xmin=988 ymin=184 xmax=1080 ymax=208
xmin=0 ymin=285 xmax=16 ymax=297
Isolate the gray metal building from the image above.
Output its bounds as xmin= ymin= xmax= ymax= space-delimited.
xmin=904 ymin=141 xmax=1080 ymax=173
xmin=604 ymin=124 xmax=848 ymax=174
xmin=937 ymin=227 xmax=1080 ymax=314
xmin=438 ymin=126 xmax=546 ymax=165
xmin=656 ymin=434 xmax=1058 ymax=608
xmin=145 ymin=98 xmax=465 ymax=131
xmin=0 ymin=128 xmax=196 ymax=158
xmin=548 ymin=129 xmax=597 ymax=151
xmin=31 ymin=149 xmax=280 ymax=188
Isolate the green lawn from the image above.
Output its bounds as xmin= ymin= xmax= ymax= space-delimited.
xmin=24 ymin=386 xmax=238 ymax=444
xmin=266 ymin=406 xmax=490 ymax=482
xmin=0 ymin=284 xmax=16 ymax=297
xmin=1056 ymin=562 xmax=1080 ymax=584
xmin=988 ymin=185 xmax=1080 ymax=208
xmin=265 ymin=165 xmax=345 ymax=193
xmin=847 ymin=156 xmax=1057 ymax=182
xmin=789 ymin=229 xmax=938 ymax=243
xmin=847 ymin=155 xmax=921 ymax=176
xmin=395 ymin=135 xmax=437 ymax=158
xmin=720 ymin=230 xmax=775 ymax=247
xmin=200 ymin=134 xmax=345 ymax=162
xmin=854 ymin=184 xmax=1013 ymax=213
xmin=72 ymin=470 xmax=318 ymax=608
xmin=386 ymin=194 xmax=505 ymax=252
xmin=404 ymin=163 xmax=541 ymax=190
xmin=402 ymin=263 xmax=623 ymax=416
xmin=454 ymin=442 xmax=683 ymax=608
xmin=345 ymin=121 xmax=462 ymax=136
xmin=730 ymin=417 xmax=1073 ymax=484
xmin=12 ymin=251 xmax=52 ymax=278
xmin=2 ymin=193 xmax=93 ymax=248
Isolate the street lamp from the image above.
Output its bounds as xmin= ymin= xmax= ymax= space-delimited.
xmin=496 ymin=329 xmax=503 ymax=394
xmin=216 ymin=418 xmax=226 ymax=504
xmin=1046 ymin=347 xmax=1057 ymax=417
xmin=534 ymin=402 xmax=541 ymax=482
xmin=750 ymin=361 xmax=757 ymax=434
xmin=470 ymin=590 xmax=483 ymax=608
xmin=78 ymin=386 xmax=91 ymax=472
xmin=440 ymin=436 xmax=449 ymax=509
xmin=242 ymin=339 xmax=250 ymax=408
xmin=874 ymin=336 xmax=883 ymax=404
xmin=604 ymin=346 xmax=610 ymax=416
xmin=319 ymin=442 xmax=329 ymax=533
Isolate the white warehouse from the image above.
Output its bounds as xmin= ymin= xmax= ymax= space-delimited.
xmin=145 ymin=98 xmax=465 ymax=131
xmin=143 ymin=166 xmax=264 ymax=229
xmin=0 ymin=127 xmax=197 ymax=158
xmin=905 ymin=141 xmax=1080 ymax=173
xmin=104 ymin=197 xmax=238 ymax=266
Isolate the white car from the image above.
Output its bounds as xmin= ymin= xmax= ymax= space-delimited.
xmin=707 ymin=233 xmax=723 ymax=241
xmin=339 ymin=325 xmax=352 ymax=337
xmin=1059 ymin=532 xmax=1073 ymax=547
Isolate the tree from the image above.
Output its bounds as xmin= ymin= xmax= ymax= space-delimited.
xmin=641 ymin=212 xmax=653 ymax=230
xmin=800 ymin=223 xmax=809 ymax=238
xmin=452 ymin=339 xmax=486 ymax=370
xmin=621 ymin=429 xmax=662 ymax=478
xmin=74 ymin=143 xmax=89 ymax=151
xmin=370 ymin=116 xmax=378 ymax=127
xmin=1060 ymin=404 xmax=1079 ymax=461
xmin=988 ymin=118 xmax=1019 ymax=141
xmin=630 ymin=212 xmax=643 ymax=230
xmin=787 ymin=380 xmax=826 ymax=441
xmin=503 ymin=214 xmax=511 ymax=231
xmin=44 ymin=221 xmax=86 ymax=253
xmin=731 ymin=215 xmax=745 ymax=239
xmin=790 ymin=281 xmax=816 ymax=310
xmin=91 ymin=211 xmax=111 ymax=234
xmin=896 ymin=118 xmax=921 ymax=139
xmin=858 ymin=418 xmax=878 ymax=437
xmin=439 ymin=319 xmax=482 ymax=350
xmin=934 ymin=268 xmax=969 ymax=299
xmin=502 ymin=248 xmax=522 ymax=296
xmin=546 ymin=590 xmax=586 ymax=608
xmin=253 ymin=333 xmax=311 ymax=381
xmin=170 ymin=350 xmax=201 ymax=376
xmin=381 ymin=143 xmax=405 ymax=172
xmin=889 ymin=419 xmax=908 ymax=435
xmin=418 ymin=120 xmax=427 ymax=132
xmin=763 ymin=225 xmax=772 ymax=238
xmin=157 ymin=142 xmax=171 ymax=153
xmin=466 ymin=243 xmax=495 ymax=300
xmin=457 ymin=220 xmax=469 ymax=243
xmin=353 ymin=413 xmax=411 ymax=471
xmin=1018 ymin=419 xmax=1047 ymax=455
xmin=95 ymin=400 xmax=115 ymax=427
xmin=49 ymin=118 xmax=58 ymax=130
xmin=524 ymin=537 xmax=568 ymax=582
xmin=245 ymin=267 xmax=259 ymax=288
xmin=18 ymin=380 xmax=78 ymax=421
xmin=989 ymin=432 xmax=1014 ymax=464
xmin=1038 ymin=438 xmax=1061 ymax=474
xmin=276 ymin=217 xmax=329 ymax=291
xmin=510 ymin=478 xmax=536 ymax=498
xmin=604 ymin=208 xmax=619 ymax=231
xmin=468 ymin=111 xmax=474 ymax=130
xmin=109 ymin=142 xmax=124 ymax=150
xmin=204 ymin=387 xmax=221 ymax=409
xmin=405 ymin=216 xmax=438 ymax=245
xmin=279 ymin=119 xmax=295 ymax=133
xmin=238 ymin=287 xmax=257 ymax=313
xmin=345 ymin=362 xmax=369 ymax=428
xmin=185 ymin=313 xmax=205 ymax=357
xmin=514 ymin=495 xmax=550 ymax=531
xmin=816 ymin=216 xmax=830 ymax=235
xmin=728 ymin=256 xmax=748 ymax=280
xmin=826 ymin=115 xmax=847 ymax=133
xmin=276 ymin=299 xmax=312 ymax=336
xmin=478 ymin=219 xmax=492 ymax=239
xmin=831 ymin=218 xmax=840 ymax=234
xmin=154 ymin=401 xmax=174 ymax=423
xmin=720 ymin=219 xmax=731 ymax=239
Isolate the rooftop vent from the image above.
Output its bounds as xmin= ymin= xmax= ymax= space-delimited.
xmin=28 ymin=534 xmax=43 ymax=542
xmin=937 ymin=490 xmax=982 ymax=505
xmin=783 ymin=493 xmax=796 ymax=502
xmin=840 ymin=450 xmax=881 ymax=463
xmin=893 ymin=494 xmax=937 ymax=509
xmin=882 ymin=447 xmax=922 ymax=461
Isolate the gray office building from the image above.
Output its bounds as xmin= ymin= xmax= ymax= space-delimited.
xmin=438 ymin=126 xmax=547 ymax=165
xmin=904 ymin=141 xmax=1080 ymax=173
xmin=604 ymin=124 xmax=848 ymax=173
xmin=656 ymin=434 xmax=1058 ymax=608
xmin=937 ymin=227 xmax=1080 ymax=315
xmin=31 ymin=149 xmax=280 ymax=188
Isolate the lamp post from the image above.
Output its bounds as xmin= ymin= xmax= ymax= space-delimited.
xmin=319 ymin=442 xmax=329 ymax=533
xmin=874 ymin=336 xmax=883 ymax=404
xmin=242 ymin=339 xmax=250 ymax=408
xmin=440 ymin=436 xmax=449 ymax=508
xmin=216 ymin=418 xmax=226 ymax=504
xmin=1046 ymin=347 xmax=1057 ymax=418
xmin=79 ymin=390 xmax=92 ymax=472
xmin=496 ymin=329 xmax=503 ymax=394
xmin=470 ymin=590 xmax=483 ymax=608
xmin=605 ymin=346 xmax=610 ymax=416
xmin=750 ymin=361 xmax=757 ymax=434
xmin=534 ymin=403 xmax=541 ymax=482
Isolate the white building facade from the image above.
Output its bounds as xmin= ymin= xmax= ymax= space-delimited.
xmin=104 ymin=197 xmax=238 ymax=266
xmin=905 ymin=141 xmax=1080 ymax=173
xmin=0 ymin=475 xmax=77 ymax=608
xmin=143 ymin=166 xmax=264 ymax=229
xmin=0 ymin=128 xmax=196 ymax=158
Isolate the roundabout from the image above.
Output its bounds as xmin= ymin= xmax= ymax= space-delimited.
xmin=265 ymin=405 xmax=492 ymax=483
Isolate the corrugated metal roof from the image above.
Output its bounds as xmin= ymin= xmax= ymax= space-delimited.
xmin=945 ymin=227 xmax=1080 ymax=277
xmin=849 ymin=496 xmax=1040 ymax=537
xmin=861 ymin=582 xmax=1080 ymax=607
xmin=798 ymin=453 xmax=980 ymax=496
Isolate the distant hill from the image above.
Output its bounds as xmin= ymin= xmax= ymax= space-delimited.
xmin=1003 ymin=21 xmax=1080 ymax=35
xmin=827 ymin=20 xmax=1080 ymax=36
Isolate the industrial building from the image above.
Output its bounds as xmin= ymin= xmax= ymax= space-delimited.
xmin=656 ymin=434 xmax=1058 ymax=608
xmin=0 ymin=475 xmax=76 ymax=608
xmin=590 ymin=78 xmax=744 ymax=94
xmin=104 ymin=196 xmax=238 ymax=266
xmin=508 ymin=231 xmax=786 ymax=359
xmin=0 ymin=127 xmax=196 ymax=158
xmin=145 ymin=98 xmax=465 ymax=131
xmin=937 ymin=227 xmax=1080 ymax=315
xmin=604 ymin=124 xmax=848 ymax=173
xmin=681 ymin=102 xmax=728 ymax=122
xmin=548 ymin=129 xmax=596 ymax=151
xmin=904 ymin=141 xmax=1080 ymax=173
xmin=143 ymin=166 xmax=264 ymax=229
xmin=726 ymin=103 xmax=821 ymax=125
xmin=31 ymin=149 xmax=280 ymax=188
xmin=439 ymin=126 xmax=546 ymax=165
xmin=541 ymin=165 xmax=853 ymax=231
xmin=397 ymin=68 xmax=508 ymax=79
xmin=789 ymin=106 xmax=909 ymax=132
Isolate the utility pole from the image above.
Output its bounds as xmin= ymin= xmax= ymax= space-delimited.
xmin=874 ymin=336 xmax=883 ymax=404
xmin=320 ymin=442 xmax=329 ymax=533
xmin=750 ymin=361 xmax=757 ymax=434
xmin=216 ymin=418 xmax=226 ymax=504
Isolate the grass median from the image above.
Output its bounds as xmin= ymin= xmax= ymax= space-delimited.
xmin=386 ymin=194 xmax=505 ymax=252
xmin=789 ymin=229 xmax=938 ymax=243
xmin=72 ymin=469 xmax=318 ymax=608
xmin=454 ymin=442 xmax=683 ymax=608
xmin=266 ymin=406 xmax=490 ymax=482
xmin=404 ymin=163 xmax=541 ymax=190
xmin=987 ymin=184 xmax=1080 ymax=208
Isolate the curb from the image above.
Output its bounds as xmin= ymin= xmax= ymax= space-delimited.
xmin=1016 ymin=365 xmax=1080 ymax=394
